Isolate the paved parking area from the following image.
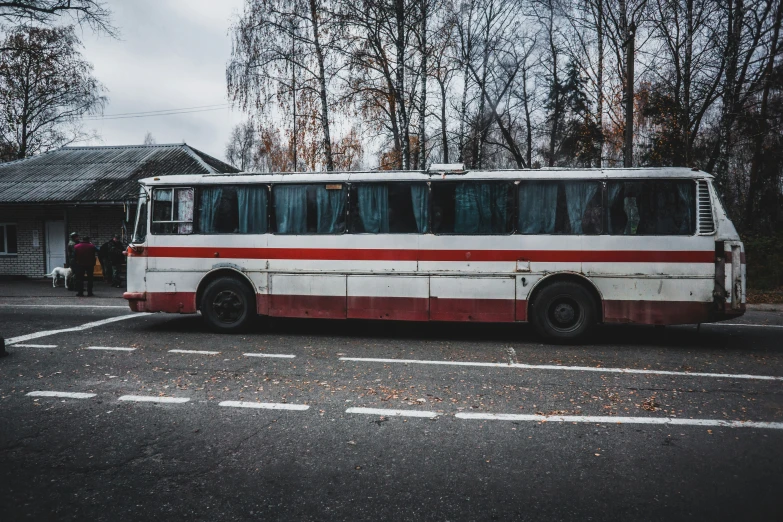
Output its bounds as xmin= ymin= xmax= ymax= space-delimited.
xmin=1 ymin=286 xmax=782 ymax=521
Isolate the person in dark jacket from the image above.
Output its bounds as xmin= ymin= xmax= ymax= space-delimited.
xmin=67 ymin=232 xmax=79 ymax=268
xmin=98 ymin=240 xmax=112 ymax=283
xmin=73 ymin=236 xmax=98 ymax=297
xmin=108 ymin=235 xmax=125 ymax=287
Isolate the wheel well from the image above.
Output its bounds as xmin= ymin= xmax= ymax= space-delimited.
xmin=527 ymin=273 xmax=603 ymax=321
xmin=195 ymin=268 xmax=256 ymax=311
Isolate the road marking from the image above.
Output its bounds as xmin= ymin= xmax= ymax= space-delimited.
xmin=455 ymin=413 xmax=783 ymax=430
xmin=339 ymin=357 xmax=783 ymax=382
xmin=0 ymin=304 xmax=129 ymax=309
xmin=6 ymin=313 xmax=152 ymax=345
xmin=85 ymin=346 xmax=136 ymax=352
xmin=118 ymin=395 xmax=190 ymax=404
xmin=27 ymin=391 xmax=96 ymax=399
xmin=169 ymin=349 xmax=220 ymax=355
xmin=711 ymin=323 xmax=783 ymax=329
xmin=243 ymin=353 xmax=296 ymax=359
xmin=346 ymin=407 xmax=438 ymax=418
xmin=219 ymin=401 xmax=309 ymax=410
xmin=14 ymin=344 xmax=57 ymax=348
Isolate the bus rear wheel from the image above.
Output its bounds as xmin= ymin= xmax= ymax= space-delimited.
xmin=531 ymin=281 xmax=597 ymax=342
xmin=201 ymin=276 xmax=256 ymax=333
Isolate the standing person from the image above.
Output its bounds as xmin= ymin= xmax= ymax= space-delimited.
xmin=108 ymin=235 xmax=125 ymax=288
xmin=73 ymin=236 xmax=98 ymax=297
xmin=67 ymin=232 xmax=79 ymax=268
xmin=98 ymin=239 xmax=112 ymax=283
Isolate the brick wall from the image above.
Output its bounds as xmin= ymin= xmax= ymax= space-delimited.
xmin=0 ymin=205 xmax=126 ymax=278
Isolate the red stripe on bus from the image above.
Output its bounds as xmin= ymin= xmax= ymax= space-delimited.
xmin=143 ymin=247 xmax=715 ymax=264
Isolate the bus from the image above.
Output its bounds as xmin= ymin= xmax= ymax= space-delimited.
xmin=124 ymin=166 xmax=746 ymax=341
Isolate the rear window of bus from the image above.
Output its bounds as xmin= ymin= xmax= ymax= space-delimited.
xmin=606 ymin=180 xmax=695 ymax=235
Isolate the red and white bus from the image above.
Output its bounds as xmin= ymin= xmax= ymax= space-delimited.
xmin=124 ymin=166 xmax=745 ymax=341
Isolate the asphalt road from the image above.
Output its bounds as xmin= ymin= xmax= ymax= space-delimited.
xmin=1 ymin=289 xmax=782 ymax=521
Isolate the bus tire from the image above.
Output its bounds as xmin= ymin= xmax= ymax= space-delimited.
xmin=531 ymin=281 xmax=596 ymax=342
xmin=201 ymin=276 xmax=256 ymax=333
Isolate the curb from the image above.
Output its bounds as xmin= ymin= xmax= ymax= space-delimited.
xmin=746 ymin=304 xmax=783 ymax=312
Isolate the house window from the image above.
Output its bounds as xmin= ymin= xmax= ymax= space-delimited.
xmin=0 ymin=223 xmax=18 ymax=254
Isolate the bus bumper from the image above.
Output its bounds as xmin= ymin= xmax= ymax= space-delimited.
xmin=123 ymin=291 xmax=197 ymax=314
xmin=123 ymin=292 xmax=147 ymax=312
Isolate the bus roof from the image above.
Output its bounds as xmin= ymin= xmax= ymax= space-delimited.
xmin=138 ymin=167 xmax=712 ymax=186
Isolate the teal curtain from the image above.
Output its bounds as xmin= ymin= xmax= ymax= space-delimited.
xmin=316 ymin=186 xmax=347 ymax=233
xmin=237 ymin=186 xmax=267 ymax=234
xmin=454 ymin=183 xmax=489 ymax=233
xmin=454 ymin=182 xmax=510 ymax=234
xmin=198 ymin=187 xmax=222 ymax=234
xmin=410 ymin=184 xmax=429 ymax=233
xmin=357 ymin=184 xmax=389 ymax=233
xmin=275 ymin=185 xmax=307 ymax=234
xmin=517 ymin=182 xmax=557 ymax=234
xmin=490 ymin=184 xmax=511 ymax=232
xmin=564 ymin=181 xmax=599 ymax=234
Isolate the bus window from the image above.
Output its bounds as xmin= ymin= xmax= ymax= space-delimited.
xmin=151 ymin=187 xmax=194 ymax=234
xmin=517 ymin=181 xmax=601 ymax=235
xmin=607 ymin=180 xmax=695 ymax=235
xmin=432 ymin=182 xmax=513 ymax=235
xmin=562 ymin=181 xmax=602 ymax=234
xmin=272 ymin=184 xmax=347 ymax=234
xmin=350 ymin=183 xmax=429 ymax=234
xmin=197 ymin=185 xmax=268 ymax=234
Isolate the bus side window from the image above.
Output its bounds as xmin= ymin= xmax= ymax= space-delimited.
xmin=272 ymin=184 xmax=347 ymax=234
xmin=197 ymin=185 xmax=268 ymax=234
xmin=432 ymin=182 xmax=513 ymax=235
xmin=350 ymin=183 xmax=429 ymax=234
xmin=607 ymin=180 xmax=695 ymax=235
xmin=516 ymin=181 xmax=601 ymax=235
xmin=561 ymin=181 xmax=602 ymax=235
xmin=151 ymin=187 xmax=194 ymax=234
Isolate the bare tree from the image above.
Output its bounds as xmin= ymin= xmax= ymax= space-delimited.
xmin=143 ymin=131 xmax=156 ymax=146
xmin=0 ymin=1 xmax=115 ymax=38
xmin=227 ymin=0 xmax=340 ymax=171
xmin=225 ymin=121 xmax=257 ymax=170
xmin=0 ymin=26 xmax=106 ymax=159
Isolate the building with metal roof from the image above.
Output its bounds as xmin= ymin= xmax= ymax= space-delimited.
xmin=0 ymin=143 xmax=237 ymax=279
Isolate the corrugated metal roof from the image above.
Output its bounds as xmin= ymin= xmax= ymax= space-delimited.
xmin=0 ymin=143 xmax=239 ymax=204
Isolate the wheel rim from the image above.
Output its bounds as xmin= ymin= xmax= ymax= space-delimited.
xmin=212 ymin=289 xmax=245 ymax=324
xmin=546 ymin=296 xmax=583 ymax=332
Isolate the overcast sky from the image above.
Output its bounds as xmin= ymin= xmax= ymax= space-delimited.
xmin=80 ymin=0 xmax=247 ymax=163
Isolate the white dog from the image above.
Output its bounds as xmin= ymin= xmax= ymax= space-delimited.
xmin=45 ymin=267 xmax=73 ymax=289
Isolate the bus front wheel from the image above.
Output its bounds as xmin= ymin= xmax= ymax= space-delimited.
xmin=531 ymin=282 xmax=596 ymax=342
xmin=201 ymin=276 xmax=256 ymax=333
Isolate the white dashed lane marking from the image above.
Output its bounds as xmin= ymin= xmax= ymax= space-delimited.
xmin=6 ymin=313 xmax=152 ymax=345
xmin=27 ymin=391 xmax=96 ymax=399
xmin=455 ymin=413 xmax=783 ymax=430
xmin=169 ymin=349 xmax=220 ymax=355
xmin=85 ymin=346 xmax=136 ymax=352
xmin=118 ymin=395 xmax=190 ymax=404
xmin=243 ymin=353 xmax=296 ymax=359
xmin=14 ymin=344 xmax=57 ymax=348
xmin=346 ymin=407 xmax=438 ymax=419
xmin=339 ymin=357 xmax=783 ymax=382
xmin=219 ymin=401 xmax=309 ymax=410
